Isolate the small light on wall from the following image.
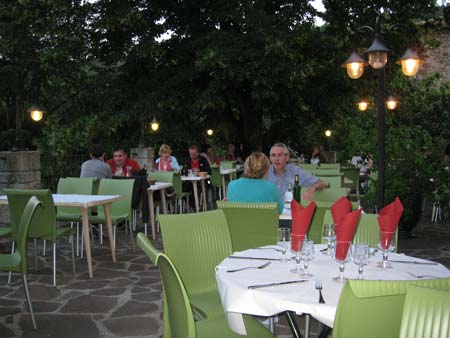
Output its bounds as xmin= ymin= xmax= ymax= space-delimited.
xmin=386 ymin=96 xmax=398 ymax=110
xmin=28 ymin=105 xmax=45 ymax=122
xmin=150 ymin=118 xmax=160 ymax=131
xmin=357 ymin=99 xmax=369 ymax=111
xmin=206 ymin=129 xmax=213 ymax=136
xmin=325 ymin=129 xmax=332 ymax=137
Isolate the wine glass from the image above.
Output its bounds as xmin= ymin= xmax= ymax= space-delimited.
xmin=379 ymin=231 xmax=395 ymax=269
xmin=278 ymin=228 xmax=291 ymax=262
xmin=290 ymin=234 xmax=305 ymax=274
xmin=353 ymin=244 xmax=369 ymax=280
xmin=284 ymin=183 xmax=293 ymax=206
xmin=322 ymin=223 xmax=336 ymax=255
xmin=332 ymin=241 xmax=352 ymax=283
xmin=301 ymin=240 xmax=314 ymax=279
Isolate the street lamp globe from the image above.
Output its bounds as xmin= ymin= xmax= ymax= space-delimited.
xmin=397 ymin=47 xmax=423 ymax=77
xmin=342 ymin=51 xmax=367 ymax=79
xmin=150 ymin=118 xmax=160 ymax=131
xmin=28 ymin=105 xmax=44 ymax=122
xmin=206 ymin=129 xmax=213 ymax=136
xmin=357 ymin=99 xmax=369 ymax=111
xmin=365 ymin=36 xmax=390 ymax=69
xmin=325 ymin=129 xmax=332 ymax=137
xmin=386 ymin=96 xmax=398 ymax=110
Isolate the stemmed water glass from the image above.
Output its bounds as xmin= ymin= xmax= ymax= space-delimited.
xmin=322 ymin=223 xmax=336 ymax=255
xmin=301 ymin=240 xmax=314 ymax=279
xmin=284 ymin=183 xmax=294 ymax=206
xmin=332 ymin=241 xmax=352 ymax=283
xmin=278 ymin=228 xmax=291 ymax=262
xmin=290 ymin=234 xmax=305 ymax=274
xmin=379 ymin=231 xmax=395 ymax=269
xmin=353 ymin=244 xmax=369 ymax=279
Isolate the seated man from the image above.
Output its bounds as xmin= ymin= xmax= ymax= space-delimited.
xmin=80 ymin=144 xmax=112 ymax=179
xmin=107 ymin=148 xmax=141 ymax=176
xmin=184 ymin=145 xmax=211 ymax=175
xmin=267 ymin=142 xmax=327 ymax=201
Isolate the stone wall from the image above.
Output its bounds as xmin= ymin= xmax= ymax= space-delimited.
xmin=419 ymin=30 xmax=450 ymax=83
xmin=0 ymin=151 xmax=41 ymax=224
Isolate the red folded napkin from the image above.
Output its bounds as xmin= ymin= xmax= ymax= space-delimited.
xmin=378 ymin=197 xmax=404 ymax=249
xmin=290 ymin=199 xmax=316 ymax=251
xmin=335 ymin=209 xmax=362 ymax=260
xmin=379 ymin=197 xmax=404 ymax=225
xmin=331 ymin=196 xmax=352 ymax=224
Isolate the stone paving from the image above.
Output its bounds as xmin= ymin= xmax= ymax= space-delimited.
xmin=0 ymin=206 xmax=449 ymax=338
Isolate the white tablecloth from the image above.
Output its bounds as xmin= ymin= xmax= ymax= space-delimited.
xmin=216 ymin=245 xmax=450 ymax=335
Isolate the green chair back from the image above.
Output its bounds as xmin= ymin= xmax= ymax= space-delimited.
xmin=159 ymin=210 xmax=232 ymax=318
xmin=317 ymin=163 xmax=341 ymax=170
xmin=399 ymin=286 xmax=450 ymax=338
xmin=5 ymin=189 xmax=58 ymax=242
xmin=299 ymin=163 xmax=318 ymax=172
xmin=94 ymin=179 xmax=134 ymax=222
xmin=341 ymin=167 xmax=360 ymax=194
xmin=332 ymin=278 xmax=450 ymax=338
xmin=210 ymin=167 xmax=222 ymax=189
xmin=56 ymin=177 xmax=96 ymax=220
xmin=314 ymin=169 xmax=342 ymax=176
xmin=301 ymin=187 xmax=347 ymax=203
xmin=319 ymin=176 xmax=343 ymax=188
xmin=216 ymin=201 xmax=278 ymax=251
xmin=148 ymin=171 xmax=174 ymax=183
xmin=2 ymin=195 xmax=42 ymax=273
xmin=220 ymin=161 xmax=236 ymax=169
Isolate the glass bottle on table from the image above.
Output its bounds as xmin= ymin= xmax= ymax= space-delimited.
xmin=293 ymin=174 xmax=301 ymax=202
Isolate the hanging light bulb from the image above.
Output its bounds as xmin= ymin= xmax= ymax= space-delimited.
xmin=386 ymin=96 xmax=398 ymax=110
xmin=150 ymin=118 xmax=159 ymax=131
xmin=357 ymin=99 xmax=369 ymax=111
xmin=342 ymin=51 xmax=367 ymax=79
xmin=397 ymin=47 xmax=423 ymax=77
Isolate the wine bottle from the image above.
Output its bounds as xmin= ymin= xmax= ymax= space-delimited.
xmin=293 ymin=174 xmax=301 ymax=202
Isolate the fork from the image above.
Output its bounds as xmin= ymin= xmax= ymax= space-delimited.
xmin=226 ymin=261 xmax=271 ymax=273
xmin=407 ymin=272 xmax=437 ymax=279
xmin=315 ymin=280 xmax=326 ymax=304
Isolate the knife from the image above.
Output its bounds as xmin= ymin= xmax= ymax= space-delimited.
xmin=228 ymin=255 xmax=282 ymax=261
xmin=388 ymin=259 xmax=438 ymax=265
xmin=248 ymin=279 xmax=308 ymax=289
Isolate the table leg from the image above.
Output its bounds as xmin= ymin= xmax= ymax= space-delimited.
xmin=147 ymin=190 xmax=156 ymax=240
xmin=80 ymin=208 xmax=93 ymax=278
xmin=160 ymin=188 xmax=168 ymax=214
xmin=285 ymin=311 xmax=303 ymax=338
xmin=192 ymin=181 xmax=200 ymax=212
xmin=103 ymin=203 xmax=116 ymax=263
xmin=221 ymin=174 xmax=227 ymax=198
xmin=201 ymin=179 xmax=207 ymax=211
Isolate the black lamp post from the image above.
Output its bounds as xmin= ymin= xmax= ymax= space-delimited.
xmin=342 ymin=15 xmax=423 ymax=209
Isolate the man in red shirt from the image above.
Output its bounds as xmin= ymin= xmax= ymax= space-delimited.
xmin=107 ymin=149 xmax=141 ymax=176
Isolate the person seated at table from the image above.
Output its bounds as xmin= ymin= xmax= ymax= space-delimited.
xmin=80 ymin=144 xmax=112 ymax=179
xmin=107 ymin=148 xmax=141 ymax=176
xmin=267 ymin=142 xmax=327 ymax=201
xmin=155 ymin=144 xmax=180 ymax=172
xmin=227 ymin=152 xmax=283 ymax=214
xmin=310 ymin=145 xmax=328 ymax=165
xmin=184 ymin=144 xmax=212 ymax=175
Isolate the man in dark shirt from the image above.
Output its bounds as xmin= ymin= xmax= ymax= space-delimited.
xmin=185 ymin=145 xmax=212 ymax=174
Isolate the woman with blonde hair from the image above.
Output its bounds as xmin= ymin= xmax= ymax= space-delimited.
xmin=227 ymin=152 xmax=283 ymax=213
xmin=155 ymin=144 xmax=180 ymax=171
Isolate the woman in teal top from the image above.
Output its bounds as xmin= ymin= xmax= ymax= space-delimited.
xmin=227 ymin=152 xmax=284 ymax=214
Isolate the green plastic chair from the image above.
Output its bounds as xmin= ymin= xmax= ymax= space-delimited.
xmin=5 ymin=189 xmax=76 ymax=287
xmin=299 ymin=163 xmax=318 ymax=173
xmin=157 ymin=252 xmax=275 ymax=338
xmin=301 ymin=187 xmax=347 ymax=203
xmin=332 ymin=278 xmax=450 ymax=338
xmin=172 ymin=172 xmax=191 ymax=213
xmin=317 ymin=163 xmax=341 ymax=170
xmin=314 ymin=169 xmax=342 ymax=176
xmin=341 ymin=167 xmax=360 ymax=194
xmin=210 ymin=167 xmax=223 ymax=201
xmin=399 ymin=286 xmax=450 ymax=338
xmin=322 ymin=210 xmax=398 ymax=250
xmin=159 ymin=210 xmax=232 ymax=320
xmin=220 ymin=160 xmax=236 ymax=169
xmin=0 ymin=196 xmax=42 ymax=330
xmin=88 ymin=178 xmax=135 ymax=250
xmin=216 ymin=201 xmax=279 ymax=251
xmin=148 ymin=171 xmax=174 ymax=183
xmin=56 ymin=177 xmax=96 ymax=256
xmin=319 ymin=176 xmax=343 ymax=188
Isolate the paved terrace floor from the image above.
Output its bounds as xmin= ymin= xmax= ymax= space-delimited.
xmin=0 ymin=206 xmax=449 ymax=338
